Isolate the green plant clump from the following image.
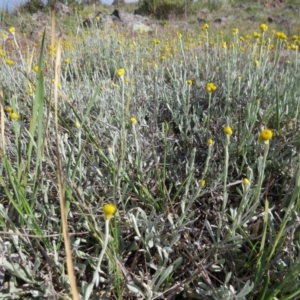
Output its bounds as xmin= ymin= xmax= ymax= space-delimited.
xmin=136 ymin=0 xmax=190 ymax=19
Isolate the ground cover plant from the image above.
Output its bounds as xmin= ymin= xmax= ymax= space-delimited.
xmin=0 ymin=2 xmax=300 ymax=299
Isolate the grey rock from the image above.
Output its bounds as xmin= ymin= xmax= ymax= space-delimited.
xmin=214 ymin=18 xmax=222 ymax=24
xmin=54 ymin=2 xmax=73 ymax=16
xmin=84 ymin=9 xmax=155 ymax=32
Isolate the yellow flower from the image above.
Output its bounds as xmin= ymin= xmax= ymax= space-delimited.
xmin=232 ymin=28 xmax=239 ymax=35
xmin=259 ymin=129 xmax=273 ymax=143
xmin=202 ymin=23 xmax=209 ymax=31
xmin=259 ymin=24 xmax=268 ymax=32
xmin=253 ymin=32 xmax=261 ymax=38
xmin=124 ymin=78 xmax=129 ymax=83
xmin=103 ymin=203 xmax=116 ymax=220
xmin=253 ymin=59 xmax=259 ymax=67
xmin=290 ymin=44 xmax=298 ymax=50
xmin=116 ymin=68 xmax=125 ymax=77
xmin=28 ymin=88 xmax=34 ymax=94
xmin=10 ymin=112 xmax=20 ymax=120
xmin=0 ymin=50 xmax=5 ymax=58
xmin=223 ymin=126 xmax=233 ymax=135
xmin=237 ymin=75 xmax=242 ymax=81
xmin=160 ymin=55 xmax=165 ymax=61
xmin=187 ymin=79 xmax=193 ymax=86
xmin=222 ymin=41 xmax=227 ymax=48
xmin=129 ymin=116 xmax=137 ymax=124
xmin=33 ymin=65 xmax=39 ymax=72
xmin=292 ymin=35 xmax=299 ymax=41
xmin=64 ymin=57 xmax=70 ymax=63
xmin=8 ymin=27 xmax=15 ymax=34
xmin=200 ymin=179 xmax=206 ymax=187
xmin=151 ymin=39 xmax=160 ymax=45
xmin=206 ymin=82 xmax=217 ymax=93
xmin=5 ymin=106 xmax=13 ymax=113
xmin=74 ymin=121 xmax=80 ymax=128
xmin=6 ymin=59 xmax=14 ymax=66
xmin=276 ymin=31 xmax=287 ymax=40
xmin=242 ymin=178 xmax=251 ymax=186
xmin=207 ymin=138 xmax=214 ymax=145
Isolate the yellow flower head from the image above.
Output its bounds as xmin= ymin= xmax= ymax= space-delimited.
xmin=74 ymin=121 xmax=80 ymax=128
xmin=202 ymin=23 xmax=209 ymax=31
xmin=223 ymin=126 xmax=233 ymax=135
xmin=253 ymin=59 xmax=259 ymax=67
xmin=232 ymin=28 xmax=239 ymax=35
xmin=260 ymin=24 xmax=268 ymax=32
xmin=151 ymin=38 xmax=160 ymax=45
xmin=187 ymin=79 xmax=193 ymax=86
xmin=242 ymin=178 xmax=251 ymax=186
xmin=276 ymin=31 xmax=287 ymax=40
xmin=10 ymin=112 xmax=20 ymax=120
xmin=253 ymin=32 xmax=261 ymax=38
xmin=207 ymin=138 xmax=214 ymax=146
xmin=200 ymin=179 xmax=206 ymax=187
xmin=259 ymin=129 xmax=273 ymax=143
xmin=103 ymin=203 xmax=116 ymax=220
xmin=129 ymin=116 xmax=137 ymax=124
xmin=33 ymin=65 xmax=39 ymax=73
xmin=8 ymin=27 xmax=15 ymax=34
xmin=5 ymin=106 xmax=13 ymax=113
xmin=290 ymin=44 xmax=298 ymax=51
xmin=6 ymin=59 xmax=14 ymax=66
xmin=206 ymin=82 xmax=217 ymax=93
xmin=116 ymin=68 xmax=125 ymax=77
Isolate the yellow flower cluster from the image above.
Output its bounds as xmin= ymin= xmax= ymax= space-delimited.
xmin=207 ymin=138 xmax=214 ymax=146
xmin=4 ymin=107 xmax=20 ymax=120
xmin=202 ymin=23 xmax=209 ymax=31
xmin=275 ymin=31 xmax=287 ymax=40
xmin=259 ymin=24 xmax=268 ymax=32
xmin=223 ymin=126 xmax=233 ymax=135
xmin=206 ymin=82 xmax=217 ymax=93
xmin=129 ymin=116 xmax=137 ymax=124
xmin=103 ymin=203 xmax=116 ymax=220
xmin=6 ymin=59 xmax=14 ymax=66
xmin=151 ymin=39 xmax=160 ymax=45
xmin=243 ymin=178 xmax=251 ymax=186
xmin=259 ymin=129 xmax=273 ymax=143
xmin=116 ymin=68 xmax=125 ymax=77
xmin=253 ymin=32 xmax=261 ymax=39
xmin=8 ymin=27 xmax=15 ymax=34
xmin=200 ymin=179 xmax=206 ymax=187
xmin=232 ymin=28 xmax=239 ymax=35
